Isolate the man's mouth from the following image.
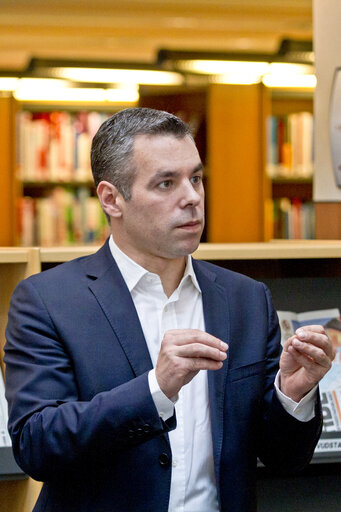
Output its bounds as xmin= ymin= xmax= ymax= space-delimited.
xmin=177 ymin=220 xmax=202 ymax=230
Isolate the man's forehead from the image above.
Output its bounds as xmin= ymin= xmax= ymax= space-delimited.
xmin=132 ymin=133 xmax=197 ymax=157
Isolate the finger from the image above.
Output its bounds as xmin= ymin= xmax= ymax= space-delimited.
xmin=295 ymin=330 xmax=335 ymax=359
xmin=176 ymin=343 xmax=227 ymax=362
xmin=185 ymin=357 xmax=224 ymax=372
xmin=291 ymin=338 xmax=333 ymax=368
xmin=296 ymin=325 xmax=327 ymax=335
xmin=164 ymin=329 xmax=228 ymax=352
xmin=286 ymin=346 xmax=323 ymax=378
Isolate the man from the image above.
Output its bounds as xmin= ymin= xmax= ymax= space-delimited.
xmin=5 ymin=108 xmax=334 ymax=512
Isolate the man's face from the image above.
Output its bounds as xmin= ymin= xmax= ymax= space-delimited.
xmin=116 ymin=133 xmax=205 ymax=264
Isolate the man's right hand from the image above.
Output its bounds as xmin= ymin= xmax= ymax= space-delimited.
xmin=155 ymin=329 xmax=228 ymax=399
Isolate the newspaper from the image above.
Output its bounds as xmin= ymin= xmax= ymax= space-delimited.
xmin=0 ymin=369 xmax=11 ymax=447
xmin=277 ymin=308 xmax=341 ymax=459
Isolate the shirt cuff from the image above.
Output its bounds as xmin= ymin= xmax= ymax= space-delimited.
xmin=275 ymin=370 xmax=318 ymax=422
xmin=148 ymin=369 xmax=177 ymax=421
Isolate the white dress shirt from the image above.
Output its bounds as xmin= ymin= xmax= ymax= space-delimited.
xmin=108 ymin=235 xmax=316 ymax=512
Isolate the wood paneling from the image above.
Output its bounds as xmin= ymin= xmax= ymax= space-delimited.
xmin=315 ymin=202 xmax=341 ymax=239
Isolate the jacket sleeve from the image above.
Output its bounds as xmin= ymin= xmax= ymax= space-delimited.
xmin=257 ymin=284 xmax=323 ymax=472
xmin=4 ymin=278 xmax=175 ymax=481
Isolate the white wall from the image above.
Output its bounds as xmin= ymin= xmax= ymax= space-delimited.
xmin=313 ymin=0 xmax=341 ymax=201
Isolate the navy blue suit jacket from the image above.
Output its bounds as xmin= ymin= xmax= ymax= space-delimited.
xmin=4 ymin=240 xmax=322 ymax=511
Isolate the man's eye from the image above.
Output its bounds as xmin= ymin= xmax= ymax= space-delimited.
xmin=191 ymin=175 xmax=202 ymax=185
xmin=159 ymin=180 xmax=172 ymax=189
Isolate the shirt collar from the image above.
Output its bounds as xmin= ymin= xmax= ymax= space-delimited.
xmin=108 ymin=235 xmax=201 ymax=294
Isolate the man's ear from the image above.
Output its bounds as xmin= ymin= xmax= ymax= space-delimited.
xmin=97 ymin=181 xmax=124 ymax=218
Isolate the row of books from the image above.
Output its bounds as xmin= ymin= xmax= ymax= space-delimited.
xmin=266 ymin=112 xmax=313 ymax=179
xmin=17 ymin=110 xmax=111 ymax=182
xmin=18 ymin=187 xmax=109 ymax=246
xmin=272 ymin=198 xmax=315 ymax=239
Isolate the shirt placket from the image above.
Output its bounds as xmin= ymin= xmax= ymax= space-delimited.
xmin=162 ymin=297 xmax=186 ymax=512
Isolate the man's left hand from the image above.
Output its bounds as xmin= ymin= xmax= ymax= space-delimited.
xmin=279 ymin=325 xmax=335 ymax=402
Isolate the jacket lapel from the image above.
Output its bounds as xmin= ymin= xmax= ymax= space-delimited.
xmin=83 ymin=240 xmax=153 ymax=377
xmin=193 ymin=260 xmax=230 ymax=488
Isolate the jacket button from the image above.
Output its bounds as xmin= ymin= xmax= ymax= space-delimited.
xmin=143 ymin=424 xmax=151 ymax=433
xmin=158 ymin=453 xmax=170 ymax=467
xmin=128 ymin=429 xmax=135 ymax=439
xmin=136 ymin=428 xmax=143 ymax=437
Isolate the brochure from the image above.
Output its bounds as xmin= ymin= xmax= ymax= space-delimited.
xmin=277 ymin=308 xmax=341 ymax=459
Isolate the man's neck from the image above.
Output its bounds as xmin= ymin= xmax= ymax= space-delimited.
xmin=111 ymin=236 xmax=187 ymax=297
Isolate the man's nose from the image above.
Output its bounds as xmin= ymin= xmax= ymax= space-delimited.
xmin=179 ymin=180 xmax=202 ymax=208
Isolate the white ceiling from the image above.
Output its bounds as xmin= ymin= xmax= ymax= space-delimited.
xmin=0 ymin=0 xmax=313 ymax=71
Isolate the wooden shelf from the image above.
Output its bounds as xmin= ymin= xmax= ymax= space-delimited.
xmin=271 ymin=179 xmax=313 ymax=200
xmin=36 ymin=240 xmax=341 ymax=263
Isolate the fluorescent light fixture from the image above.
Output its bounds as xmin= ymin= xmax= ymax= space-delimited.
xmin=50 ymin=67 xmax=183 ymax=86
xmin=211 ymin=73 xmax=261 ymax=85
xmin=176 ymin=59 xmax=270 ymax=76
xmin=13 ymin=78 xmax=139 ymax=102
xmin=262 ymin=73 xmax=316 ymax=88
xmin=0 ymin=77 xmax=19 ymax=91
xmin=267 ymin=62 xmax=314 ymax=75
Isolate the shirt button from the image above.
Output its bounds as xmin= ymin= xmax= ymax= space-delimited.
xmin=158 ymin=453 xmax=170 ymax=467
xmin=172 ymin=460 xmax=177 ymax=468
xmin=164 ymin=306 xmax=168 ymax=312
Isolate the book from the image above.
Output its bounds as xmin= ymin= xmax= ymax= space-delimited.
xmin=277 ymin=308 xmax=341 ymax=459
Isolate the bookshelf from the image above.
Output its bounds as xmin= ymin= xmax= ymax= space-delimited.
xmin=268 ymin=92 xmax=314 ymax=240
xmin=0 ymin=85 xmax=316 ymax=247
xmin=16 ymin=108 xmax=113 ymax=246
xmin=1 ymin=241 xmax=341 ymax=511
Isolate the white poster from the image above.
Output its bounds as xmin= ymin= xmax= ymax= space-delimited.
xmin=313 ymin=0 xmax=341 ymax=201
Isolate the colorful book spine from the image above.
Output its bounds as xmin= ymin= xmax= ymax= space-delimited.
xmin=266 ymin=112 xmax=313 ymax=179
xmin=17 ymin=110 xmax=109 ymax=182
xmin=272 ymin=198 xmax=315 ymax=240
xmin=18 ymin=187 xmax=109 ymax=246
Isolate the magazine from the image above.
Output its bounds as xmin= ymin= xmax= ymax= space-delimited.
xmin=277 ymin=308 xmax=341 ymax=459
xmin=0 ymin=369 xmax=11 ymax=448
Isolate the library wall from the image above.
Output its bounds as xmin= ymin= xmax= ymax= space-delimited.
xmin=313 ymin=0 xmax=341 ymax=238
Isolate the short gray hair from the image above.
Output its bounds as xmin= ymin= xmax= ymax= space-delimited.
xmin=91 ymin=107 xmax=193 ymax=200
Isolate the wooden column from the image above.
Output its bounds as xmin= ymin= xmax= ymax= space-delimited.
xmin=206 ymin=83 xmax=271 ymax=242
xmin=0 ymin=96 xmax=18 ymax=246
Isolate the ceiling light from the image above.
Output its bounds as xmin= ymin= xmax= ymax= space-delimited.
xmin=176 ymin=59 xmax=270 ymax=76
xmin=49 ymin=67 xmax=183 ymax=86
xmin=0 ymin=77 xmax=19 ymax=91
xmin=211 ymin=74 xmax=261 ymax=85
xmin=267 ymin=63 xmax=314 ymax=75
xmin=13 ymin=79 xmax=139 ymax=103
xmin=262 ymin=74 xmax=316 ymax=89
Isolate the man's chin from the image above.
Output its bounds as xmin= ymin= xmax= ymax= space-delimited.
xmin=168 ymin=238 xmax=202 ymax=258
